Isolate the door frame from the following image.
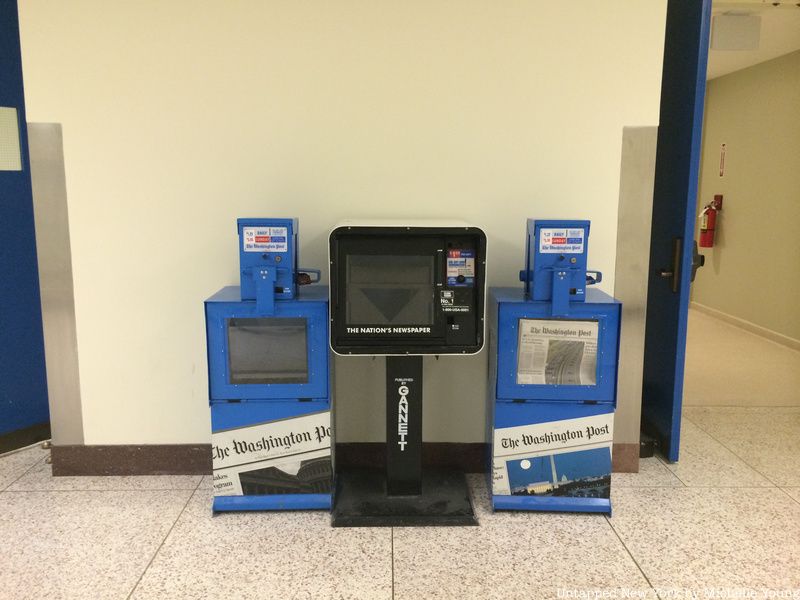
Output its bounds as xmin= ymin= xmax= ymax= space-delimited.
xmin=641 ymin=0 xmax=712 ymax=462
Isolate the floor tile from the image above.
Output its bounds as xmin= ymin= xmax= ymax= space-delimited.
xmin=7 ymin=459 xmax=202 ymax=491
xmin=393 ymin=482 xmax=650 ymax=600
xmin=467 ymin=473 xmax=492 ymax=516
xmin=685 ymin=406 xmax=800 ymax=444
xmin=684 ymin=310 xmax=800 ymax=407
xmin=0 ymin=489 xmax=192 ymax=600
xmin=612 ymin=457 xmax=683 ymax=488
xmin=783 ymin=488 xmax=800 ymax=503
xmin=130 ymin=487 xmax=392 ymax=600
xmin=609 ymin=486 xmax=800 ymax=592
xmin=684 ymin=407 xmax=800 ymax=486
xmin=0 ymin=444 xmax=49 ymax=490
xmin=661 ymin=420 xmax=773 ymax=487
xmin=765 ymin=461 xmax=800 ymax=488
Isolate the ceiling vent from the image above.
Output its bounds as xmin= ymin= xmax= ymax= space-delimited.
xmin=711 ymin=14 xmax=762 ymax=50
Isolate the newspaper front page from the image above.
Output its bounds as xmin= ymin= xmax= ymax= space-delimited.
xmin=516 ymin=319 xmax=598 ymax=386
xmin=492 ymin=412 xmax=613 ymax=497
xmin=211 ymin=411 xmax=331 ymax=497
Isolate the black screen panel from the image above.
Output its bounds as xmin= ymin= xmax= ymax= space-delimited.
xmin=345 ymin=255 xmax=434 ymax=325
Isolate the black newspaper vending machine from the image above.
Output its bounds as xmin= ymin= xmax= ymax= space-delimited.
xmin=329 ymin=220 xmax=487 ymax=526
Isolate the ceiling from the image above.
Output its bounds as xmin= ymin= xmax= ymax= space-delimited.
xmin=707 ymin=1 xmax=800 ymax=79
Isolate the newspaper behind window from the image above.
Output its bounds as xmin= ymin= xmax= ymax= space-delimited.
xmin=516 ymin=319 xmax=598 ymax=386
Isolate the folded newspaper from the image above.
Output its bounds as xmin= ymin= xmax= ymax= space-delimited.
xmin=516 ymin=319 xmax=598 ymax=386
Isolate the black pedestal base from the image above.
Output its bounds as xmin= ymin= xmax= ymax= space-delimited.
xmin=331 ymin=467 xmax=478 ymax=527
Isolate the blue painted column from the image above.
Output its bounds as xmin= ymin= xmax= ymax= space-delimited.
xmin=0 ymin=0 xmax=50 ymax=449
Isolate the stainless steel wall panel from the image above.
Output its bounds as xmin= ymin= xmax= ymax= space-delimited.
xmin=29 ymin=123 xmax=84 ymax=445
xmin=613 ymin=126 xmax=658 ymax=451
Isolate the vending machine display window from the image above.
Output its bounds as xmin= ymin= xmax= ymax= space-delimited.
xmin=206 ymin=287 xmax=328 ymax=401
xmin=495 ymin=297 xmax=619 ymax=402
xmin=515 ymin=318 xmax=599 ymax=387
xmin=226 ymin=317 xmax=308 ymax=385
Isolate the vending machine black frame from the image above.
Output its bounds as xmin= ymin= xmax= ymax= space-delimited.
xmin=329 ymin=223 xmax=485 ymax=527
xmin=329 ymin=225 xmax=487 ymax=355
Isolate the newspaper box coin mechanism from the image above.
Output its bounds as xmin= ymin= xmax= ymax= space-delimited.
xmin=487 ymin=220 xmax=621 ymax=514
xmin=205 ymin=218 xmax=332 ymax=512
xmin=328 ymin=220 xmax=487 ymax=527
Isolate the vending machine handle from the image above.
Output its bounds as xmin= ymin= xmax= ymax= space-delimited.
xmin=296 ymin=268 xmax=321 ymax=285
xmin=586 ymin=271 xmax=603 ymax=286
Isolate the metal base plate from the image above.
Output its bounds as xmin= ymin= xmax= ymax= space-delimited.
xmin=332 ymin=468 xmax=478 ymax=527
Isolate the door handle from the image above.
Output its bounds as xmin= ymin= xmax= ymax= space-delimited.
xmin=657 ymin=237 xmax=682 ymax=293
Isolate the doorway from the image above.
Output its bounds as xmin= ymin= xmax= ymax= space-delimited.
xmin=681 ymin=4 xmax=800 ymax=487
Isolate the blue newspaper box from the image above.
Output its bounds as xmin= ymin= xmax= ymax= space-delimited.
xmin=205 ymin=219 xmax=330 ymax=512
xmin=487 ymin=220 xmax=621 ymax=514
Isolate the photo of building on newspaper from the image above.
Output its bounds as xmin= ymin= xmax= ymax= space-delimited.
xmin=505 ymin=447 xmax=611 ymax=499
xmin=492 ymin=412 xmax=613 ymax=499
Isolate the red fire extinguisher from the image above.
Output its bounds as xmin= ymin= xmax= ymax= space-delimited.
xmin=699 ymin=194 xmax=723 ymax=248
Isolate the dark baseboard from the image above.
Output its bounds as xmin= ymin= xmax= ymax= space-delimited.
xmin=340 ymin=442 xmax=640 ymax=474
xmin=612 ymin=443 xmax=640 ymax=473
xmin=49 ymin=442 xmax=484 ymax=476
xmin=0 ymin=422 xmax=51 ymax=455
xmin=50 ymin=441 xmax=639 ymax=476
xmin=51 ymin=444 xmax=212 ymax=476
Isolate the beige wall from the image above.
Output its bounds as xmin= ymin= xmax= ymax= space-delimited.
xmin=19 ymin=1 xmax=666 ymax=445
xmin=693 ymin=51 xmax=800 ymax=342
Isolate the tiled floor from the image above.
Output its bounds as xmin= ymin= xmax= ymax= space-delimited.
xmin=1 ymin=309 xmax=799 ymax=599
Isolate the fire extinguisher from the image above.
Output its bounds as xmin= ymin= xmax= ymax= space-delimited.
xmin=699 ymin=194 xmax=723 ymax=248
